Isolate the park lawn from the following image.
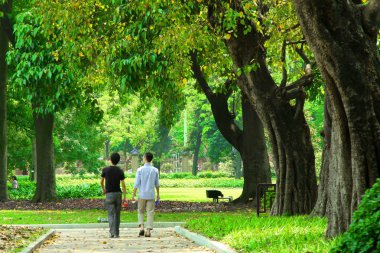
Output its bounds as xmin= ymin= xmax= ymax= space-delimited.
xmin=186 ymin=213 xmax=337 ymax=253
xmin=88 ymin=187 xmax=242 ymax=201
xmin=0 ymin=210 xmax=209 ymax=224
xmin=160 ymin=187 xmax=242 ymax=202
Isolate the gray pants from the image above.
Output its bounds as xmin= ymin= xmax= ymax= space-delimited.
xmin=105 ymin=192 xmax=122 ymax=236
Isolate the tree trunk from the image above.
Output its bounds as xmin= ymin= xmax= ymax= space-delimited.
xmin=293 ymin=0 xmax=380 ymax=237
xmin=213 ymin=13 xmax=317 ymax=214
xmin=192 ymin=124 xmax=203 ymax=176
xmin=30 ymin=137 xmax=37 ymax=181
xmin=238 ymin=93 xmax=271 ymax=204
xmin=33 ymin=111 xmax=56 ymax=202
xmin=105 ymin=140 xmax=110 ymax=160
xmin=190 ymin=52 xmax=271 ymax=204
xmin=311 ymin=92 xmax=331 ymax=217
xmin=0 ymin=22 xmax=8 ymax=201
xmin=232 ymin=147 xmax=242 ymax=179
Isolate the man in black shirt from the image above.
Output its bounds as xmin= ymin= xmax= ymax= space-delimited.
xmin=100 ymin=152 xmax=127 ymax=238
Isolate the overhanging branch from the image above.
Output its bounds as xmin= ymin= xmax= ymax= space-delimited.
xmin=361 ymin=0 xmax=380 ymax=38
xmin=190 ymin=51 xmax=215 ymax=100
xmin=280 ymin=39 xmax=287 ymax=89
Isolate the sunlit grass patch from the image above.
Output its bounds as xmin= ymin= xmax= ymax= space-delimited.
xmin=186 ymin=214 xmax=336 ymax=253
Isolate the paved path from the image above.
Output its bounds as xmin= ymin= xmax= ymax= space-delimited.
xmin=36 ymin=228 xmax=214 ymax=253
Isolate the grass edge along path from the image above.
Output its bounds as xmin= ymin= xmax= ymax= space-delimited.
xmin=0 ymin=225 xmax=47 ymax=253
xmin=185 ymin=214 xmax=338 ymax=253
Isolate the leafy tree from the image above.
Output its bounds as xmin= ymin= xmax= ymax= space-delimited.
xmin=292 ymin=0 xmax=380 ymax=237
xmin=54 ymin=109 xmax=105 ymax=175
xmin=0 ymin=0 xmax=11 ymax=201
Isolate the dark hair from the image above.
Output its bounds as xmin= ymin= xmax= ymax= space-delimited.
xmin=144 ymin=152 xmax=153 ymax=162
xmin=110 ymin=153 xmax=120 ymax=165
xmin=12 ymin=176 xmax=17 ymax=180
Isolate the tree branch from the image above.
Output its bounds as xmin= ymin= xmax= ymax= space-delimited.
xmin=294 ymin=46 xmax=311 ymax=65
xmin=286 ymin=40 xmax=306 ymax=45
xmin=190 ymin=51 xmax=216 ymax=100
xmin=189 ymin=51 xmax=243 ymax=150
xmin=280 ymin=39 xmax=287 ymax=88
xmin=285 ymin=74 xmax=313 ymax=92
xmin=361 ymin=0 xmax=380 ymax=38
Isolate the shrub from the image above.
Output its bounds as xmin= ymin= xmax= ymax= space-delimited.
xmin=331 ymin=178 xmax=380 ymax=253
xmin=160 ymin=163 xmax=175 ymax=173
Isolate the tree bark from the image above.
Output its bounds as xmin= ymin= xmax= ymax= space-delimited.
xmin=0 ymin=21 xmax=8 ymax=201
xmin=192 ymin=123 xmax=203 ymax=176
xmin=239 ymin=93 xmax=272 ymax=204
xmin=311 ymin=92 xmax=332 ymax=217
xmin=190 ymin=52 xmax=271 ymax=204
xmin=33 ymin=111 xmax=56 ymax=202
xmin=31 ymin=137 xmax=37 ymax=181
xmin=293 ymin=0 xmax=380 ymax=237
xmin=207 ymin=4 xmax=317 ymax=214
xmin=232 ymin=147 xmax=242 ymax=179
xmin=105 ymin=140 xmax=110 ymax=160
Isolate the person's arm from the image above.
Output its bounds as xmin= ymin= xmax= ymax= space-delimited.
xmin=156 ymin=186 xmax=160 ymax=201
xmin=132 ymin=188 xmax=138 ymax=202
xmin=100 ymin=177 xmax=106 ymax=195
xmin=155 ymin=170 xmax=160 ymax=200
xmin=121 ymin=180 xmax=127 ymax=201
xmin=132 ymin=169 xmax=141 ymax=202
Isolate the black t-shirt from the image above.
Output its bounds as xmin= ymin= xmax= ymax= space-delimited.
xmin=101 ymin=166 xmax=125 ymax=193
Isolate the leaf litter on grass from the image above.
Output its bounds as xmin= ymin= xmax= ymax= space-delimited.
xmin=0 ymin=225 xmax=45 ymax=252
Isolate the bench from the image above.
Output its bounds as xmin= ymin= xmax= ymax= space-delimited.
xmin=206 ymin=190 xmax=233 ymax=203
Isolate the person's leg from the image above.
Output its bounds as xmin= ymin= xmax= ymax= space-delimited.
xmin=115 ymin=193 xmax=122 ymax=237
xmin=145 ymin=199 xmax=155 ymax=237
xmin=138 ymin=199 xmax=147 ymax=235
xmin=105 ymin=193 xmax=116 ymax=237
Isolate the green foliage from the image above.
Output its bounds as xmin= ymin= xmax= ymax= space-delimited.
xmin=186 ymin=214 xmax=336 ymax=253
xmin=54 ymin=109 xmax=105 ymax=174
xmin=331 ymin=179 xmax=380 ymax=253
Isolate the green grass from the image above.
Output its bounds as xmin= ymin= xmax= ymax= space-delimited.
xmin=161 ymin=187 xmax=242 ymax=202
xmin=0 ymin=210 xmax=212 ymax=224
xmin=185 ymin=213 xmax=337 ymax=253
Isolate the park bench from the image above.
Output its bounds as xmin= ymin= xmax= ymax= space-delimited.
xmin=256 ymin=183 xmax=276 ymax=216
xmin=206 ymin=190 xmax=233 ymax=203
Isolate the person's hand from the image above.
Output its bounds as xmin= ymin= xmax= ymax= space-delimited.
xmin=132 ymin=196 xmax=136 ymax=202
xmin=123 ymin=198 xmax=127 ymax=203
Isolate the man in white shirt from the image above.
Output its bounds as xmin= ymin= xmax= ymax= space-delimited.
xmin=132 ymin=152 xmax=160 ymax=237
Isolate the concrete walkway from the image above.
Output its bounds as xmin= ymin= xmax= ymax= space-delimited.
xmin=36 ymin=228 xmax=214 ymax=253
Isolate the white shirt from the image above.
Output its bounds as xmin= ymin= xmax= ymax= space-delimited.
xmin=134 ymin=163 xmax=159 ymax=200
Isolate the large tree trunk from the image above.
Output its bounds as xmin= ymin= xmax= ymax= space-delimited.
xmin=190 ymin=52 xmax=271 ymax=204
xmin=312 ymin=93 xmax=332 ymax=217
xmin=33 ymin=111 xmax=56 ymax=202
xmin=232 ymin=147 xmax=242 ymax=179
xmin=239 ymin=93 xmax=271 ymax=204
xmin=208 ymin=4 xmax=317 ymax=214
xmin=0 ymin=22 xmax=8 ymax=201
xmin=293 ymin=0 xmax=380 ymax=237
